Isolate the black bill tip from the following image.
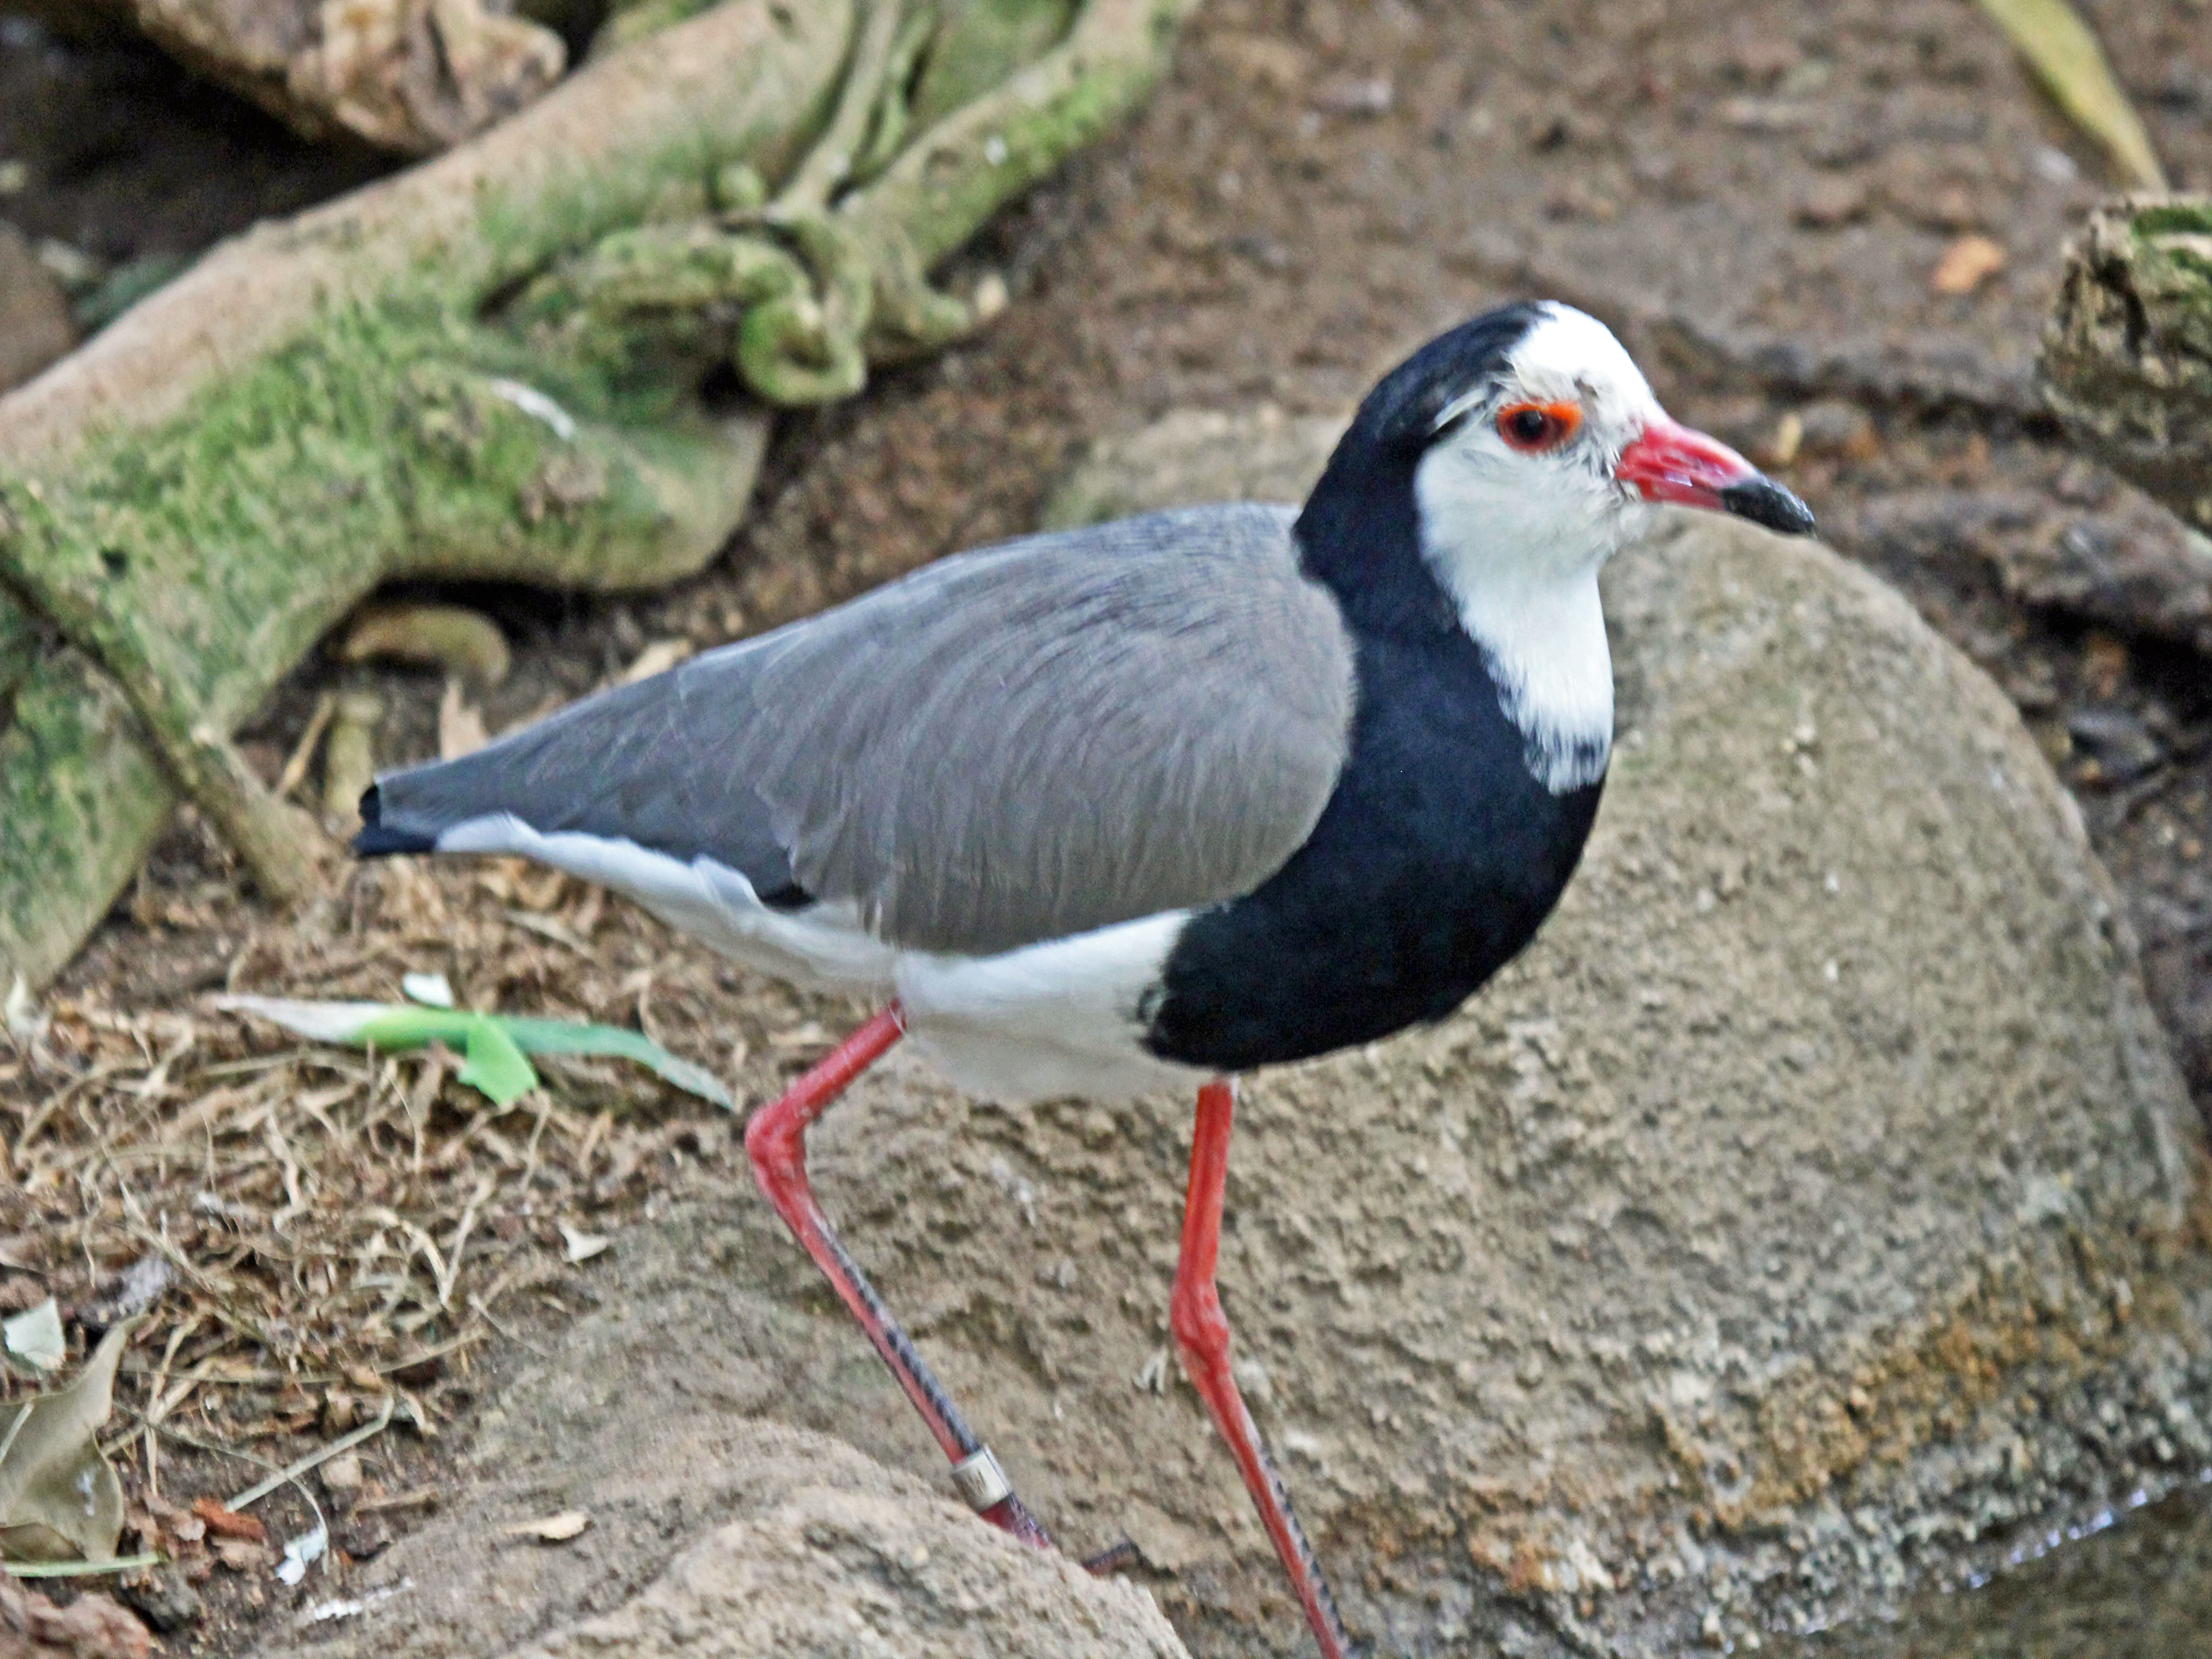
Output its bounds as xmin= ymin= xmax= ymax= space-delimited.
xmin=1719 ymin=476 xmax=1816 ymax=537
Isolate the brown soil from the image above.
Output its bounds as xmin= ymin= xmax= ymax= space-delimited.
xmin=3 ymin=0 xmax=2211 ymax=1650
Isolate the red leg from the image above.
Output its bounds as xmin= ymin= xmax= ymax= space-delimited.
xmin=1171 ymin=1079 xmax=1354 ymax=1659
xmin=744 ymin=1001 xmax=1050 ymax=1547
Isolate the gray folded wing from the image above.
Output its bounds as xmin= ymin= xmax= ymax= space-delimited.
xmin=367 ymin=504 xmax=1357 ymax=956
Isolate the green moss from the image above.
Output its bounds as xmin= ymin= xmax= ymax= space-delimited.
xmin=7 ymin=273 xmax=747 ymax=707
xmin=2130 ymin=201 xmax=2212 ymax=240
xmin=0 ymin=648 xmax=171 ymax=989
xmin=2122 ymin=204 xmax=2212 ymax=364
xmin=592 ymin=0 xmax=726 ymax=56
xmin=910 ymin=0 xmax=1076 ymax=129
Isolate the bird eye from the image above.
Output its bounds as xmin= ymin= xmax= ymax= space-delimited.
xmin=1496 ymin=401 xmax=1582 ymax=453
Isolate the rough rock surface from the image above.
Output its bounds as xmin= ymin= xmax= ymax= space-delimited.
xmin=1837 ymin=486 xmax=2212 ymax=661
xmin=254 ymin=410 xmax=2209 ymax=1659
xmin=0 ymin=222 xmax=74 ymax=395
xmin=257 ymin=1413 xmax=1185 ymax=1659
xmin=511 ymin=1486 xmax=1188 ymax=1659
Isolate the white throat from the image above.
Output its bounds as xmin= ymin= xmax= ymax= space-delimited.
xmin=1449 ymin=569 xmax=1613 ymax=793
xmin=1412 ymin=453 xmax=1620 ymax=795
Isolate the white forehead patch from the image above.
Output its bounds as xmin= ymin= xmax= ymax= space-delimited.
xmin=1500 ymin=304 xmax=1662 ymax=439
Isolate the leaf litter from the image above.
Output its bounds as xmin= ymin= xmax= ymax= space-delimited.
xmin=0 ymin=842 xmax=852 ymax=1642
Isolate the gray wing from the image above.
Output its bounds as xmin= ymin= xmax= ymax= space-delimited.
xmin=363 ymin=504 xmax=1356 ymax=956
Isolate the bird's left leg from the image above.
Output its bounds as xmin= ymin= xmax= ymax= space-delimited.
xmin=1171 ymin=1077 xmax=1356 ymax=1659
xmin=743 ymin=999 xmax=1053 ymax=1546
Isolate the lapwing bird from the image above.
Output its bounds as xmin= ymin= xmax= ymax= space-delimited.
xmin=356 ymin=301 xmax=1813 ymax=1657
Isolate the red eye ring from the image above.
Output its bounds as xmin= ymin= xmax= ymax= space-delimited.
xmin=1496 ymin=400 xmax=1583 ymax=453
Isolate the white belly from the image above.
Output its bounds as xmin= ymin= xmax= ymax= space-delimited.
xmin=433 ymin=815 xmax=1211 ymax=1103
xmin=895 ymin=914 xmax=1211 ymax=1102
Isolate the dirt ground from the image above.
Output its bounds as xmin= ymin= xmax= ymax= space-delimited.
xmin=3 ymin=0 xmax=2212 ymax=1651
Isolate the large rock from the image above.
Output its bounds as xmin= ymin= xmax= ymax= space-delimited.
xmin=257 ymin=410 xmax=2209 ymax=1659
xmin=255 ymin=1392 xmax=1185 ymax=1659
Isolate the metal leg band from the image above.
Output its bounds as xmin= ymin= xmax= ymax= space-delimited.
xmin=949 ymin=1445 xmax=1013 ymax=1512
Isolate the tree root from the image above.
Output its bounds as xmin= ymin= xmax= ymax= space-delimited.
xmin=0 ymin=0 xmax=1197 ymax=989
xmin=9 ymin=0 xmax=569 ymax=155
xmin=2042 ymin=195 xmax=2212 ymax=533
xmin=523 ymin=0 xmax=1202 ymax=404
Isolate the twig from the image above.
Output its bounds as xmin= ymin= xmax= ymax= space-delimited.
xmin=155 ymin=1421 xmax=327 ymax=1552
xmin=372 ymin=1331 xmax=483 ymax=1376
xmin=274 ymin=692 xmax=338 ymax=801
xmin=13 ymin=1060 xmax=132 ymax=1160
xmin=227 ymin=1396 xmax=396 ymax=1511
xmin=467 ymin=1295 xmax=549 ymax=1360
xmin=351 ymin=1487 xmax=440 ymax=1516
xmin=3 ymin=1554 xmax=165 ymax=1580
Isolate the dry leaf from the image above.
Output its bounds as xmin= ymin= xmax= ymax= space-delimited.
xmin=1976 ymin=0 xmax=2165 ymax=189
xmin=499 ymin=1509 xmax=589 ymax=1543
xmin=1931 ymin=234 xmax=2007 ymax=296
xmin=277 ymin=1522 xmax=328 ymax=1585
xmin=0 ymin=1578 xmax=150 ymax=1659
xmin=401 ymin=972 xmax=455 ymax=1009
xmin=0 ymin=1320 xmax=134 ymax=1563
xmin=189 ymin=1498 xmax=266 ymax=1544
xmin=211 ymin=1537 xmax=270 ymax=1573
xmin=557 ymin=1222 xmax=609 ymax=1264
xmin=2 ymin=1300 xmax=64 ymax=1372
xmin=321 ymin=1453 xmax=364 ymax=1494
xmin=2 ymin=976 xmax=42 ymax=1049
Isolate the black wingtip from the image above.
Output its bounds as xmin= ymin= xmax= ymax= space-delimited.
xmin=350 ymin=784 xmax=436 ymax=857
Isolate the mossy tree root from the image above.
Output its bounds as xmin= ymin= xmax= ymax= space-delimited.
xmin=0 ymin=0 xmax=1197 ymax=993
xmin=2042 ymin=195 xmax=2212 ymax=533
xmin=522 ymin=0 xmax=1202 ymax=398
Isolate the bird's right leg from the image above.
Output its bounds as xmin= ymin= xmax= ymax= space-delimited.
xmin=742 ymin=999 xmax=1054 ymax=1547
xmin=1171 ymin=1077 xmax=1355 ymax=1658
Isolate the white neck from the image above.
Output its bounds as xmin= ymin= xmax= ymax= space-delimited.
xmin=1450 ymin=569 xmax=1614 ymax=793
xmin=1411 ymin=443 xmax=1620 ymax=795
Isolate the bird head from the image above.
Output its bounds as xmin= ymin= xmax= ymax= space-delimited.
xmin=1292 ymin=298 xmax=1814 ymax=637
xmin=1415 ymin=300 xmax=1808 ymax=560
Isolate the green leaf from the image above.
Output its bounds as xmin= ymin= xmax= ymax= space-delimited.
xmin=496 ymin=1017 xmax=733 ymax=1106
xmin=457 ymin=1015 xmax=540 ymax=1107
xmin=213 ymin=996 xmax=732 ymax=1109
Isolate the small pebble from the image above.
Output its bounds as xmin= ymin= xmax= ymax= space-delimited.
xmin=1931 ymin=234 xmax=2005 ymax=296
xmin=2065 ymin=705 xmax=2161 ymax=783
xmin=119 ymin=1564 xmax=204 ymax=1632
xmin=322 ymin=1451 xmax=364 ymax=1493
xmin=1794 ymin=176 xmax=1867 ymax=228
